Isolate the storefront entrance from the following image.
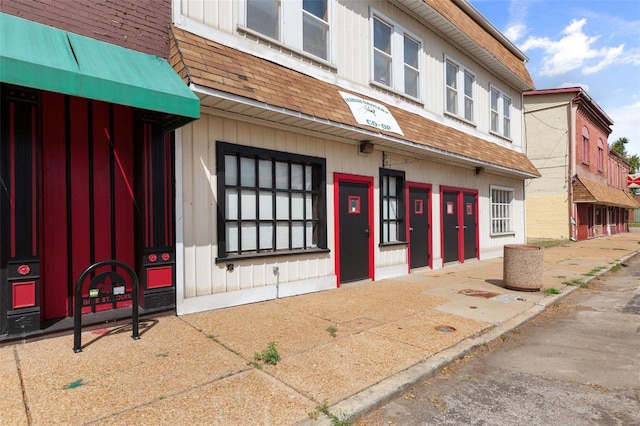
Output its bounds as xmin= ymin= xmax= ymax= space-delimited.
xmin=1 ymin=86 xmax=178 ymax=338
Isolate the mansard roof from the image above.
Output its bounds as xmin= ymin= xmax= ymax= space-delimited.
xmin=170 ymin=26 xmax=540 ymax=178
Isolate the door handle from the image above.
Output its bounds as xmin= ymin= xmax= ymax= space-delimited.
xmin=364 ymin=228 xmax=370 ymax=238
xmin=409 ymin=227 xmax=414 ymax=232
xmin=455 ymin=226 xmax=460 ymax=229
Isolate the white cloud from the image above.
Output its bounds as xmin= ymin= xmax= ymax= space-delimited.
xmin=520 ymin=18 xmax=625 ymax=77
xmin=504 ymin=23 xmax=527 ymax=43
xmin=608 ymin=100 xmax=640 ymax=154
xmin=503 ymin=0 xmax=533 ymax=43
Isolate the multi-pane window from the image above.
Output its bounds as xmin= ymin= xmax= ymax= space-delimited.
xmin=445 ymin=58 xmax=475 ymax=122
xmin=372 ymin=13 xmax=421 ymax=98
xmin=490 ymin=186 xmax=514 ymax=234
xmin=217 ymin=143 xmax=326 ymax=258
xmin=380 ymin=169 xmax=405 ymax=243
xmin=490 ymin=86 xmax=511 ymax=138
xmin=245 ymin=0 xmax=330 ymax=61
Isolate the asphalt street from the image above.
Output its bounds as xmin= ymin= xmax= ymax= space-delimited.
xmin=358 ymin=254 xmax=640 ymax=426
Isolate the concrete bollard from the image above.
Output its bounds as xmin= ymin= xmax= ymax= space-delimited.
xmin=503 ymin=244 xmax=544 ymax=291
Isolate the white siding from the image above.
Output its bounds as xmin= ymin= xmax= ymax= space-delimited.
xmin=179 ymin=113 xmax=527 ymax=312
xmin=176 ymin=0 xmax=525 ymax=148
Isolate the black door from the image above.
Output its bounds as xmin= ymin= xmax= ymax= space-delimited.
xmin=409 ymin=187 xmax=429 ymax=269
xmin=338 ymin=180 xmax=370 ymax=283
xmin=442 ymin=191 xmax=459 ymax=263
xmin=463 ymin=192 xmax=477 ymax=260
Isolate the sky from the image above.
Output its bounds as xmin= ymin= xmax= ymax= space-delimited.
xmin=469 ymin=0 xmax=640 ymax=157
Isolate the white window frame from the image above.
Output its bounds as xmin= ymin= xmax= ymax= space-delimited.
xmin=490 ymin=85 xmax=512 ymax=139
xmin=490 ymin=185 xmax=514 ymax=235
xmin=240 ymin=0 xmax=332 ymax=63
xmin=444 ymin=56 xmax=475 ymax=123
xmin=371 ymin=9 xmax=422 ymax=99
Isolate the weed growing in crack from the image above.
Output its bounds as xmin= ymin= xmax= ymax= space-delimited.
xmin=543 ymin=287 xmax=561 ymax=295
xmin=254 ymin=342 xmax=281 ymax=366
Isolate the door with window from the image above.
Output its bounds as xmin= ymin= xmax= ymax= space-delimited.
xmin=442 ymin=191 xmax=459 ymax=263
xmin=408 ymin=185 xmax=431 ymax=269
xmin=441 ymin=188 xmax=478 ymax=264
xmin=335 ymin=174 xmax=372 ymax=284
xmin=463 ymin=193 xmax=478 ymax=260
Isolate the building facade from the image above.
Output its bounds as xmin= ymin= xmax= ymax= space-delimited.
xmin=0 ymin=2 xmax=199 ymax=340
xmin=169 ymin=0 xmax=540 ymax=315
xmin=523 ymin=87 xmax=638 ymax=241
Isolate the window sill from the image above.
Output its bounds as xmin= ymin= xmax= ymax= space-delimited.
xmin=490 ymin=232 xmax=515 ymax=238
xmin=369 ymin=80 xmax=424 ymax=106
xmin=379 ymin=241 xmax=408 ymax=248
xmin=236 ymin=25 xmax=337 ymax=71
xmin=489 ymin=130 xmax=512 ymax=143
xmin=444 ymin=111 xmax=476 ymax=127
xmin=216 ymin=247 xmax=330 ymax=263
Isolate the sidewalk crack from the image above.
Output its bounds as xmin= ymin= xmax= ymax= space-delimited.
xmin=14 ymin=346 xmax=32 ymax=425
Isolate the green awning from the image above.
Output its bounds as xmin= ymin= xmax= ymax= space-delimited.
xmin=0 ymin=13 xmax=199 ymax=131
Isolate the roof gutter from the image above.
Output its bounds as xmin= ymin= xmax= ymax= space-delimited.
xmin=191 ymin=83 xmax=540 ymax=180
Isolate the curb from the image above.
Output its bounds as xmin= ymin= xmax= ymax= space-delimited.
xmin=299 ymin=249 xmax=639 ymax=426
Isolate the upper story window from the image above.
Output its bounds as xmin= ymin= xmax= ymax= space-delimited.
xmin=581 ymin=126 xmax=589 ymax=164
xmin=245 ymin=0 xmax=330 ymax=61
xmin=597 ymin=139 xmax=604 ymax=172
xmin=372 ymin=12 xmax=421 ymax=99
xmin=445 ymin=57 xmax=475 ymax=122
xmin=380 ymin=169 xmax=406 ymax=244
xmin=490 ymin=86 xmax=511 ymax=139
xmin=217 ymin=142 xmax=327 ymax=259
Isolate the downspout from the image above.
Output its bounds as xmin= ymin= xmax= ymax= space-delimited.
xmin=568 ymin=93 xmax=579 ymax=241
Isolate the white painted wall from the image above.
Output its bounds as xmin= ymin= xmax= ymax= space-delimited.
xmin=177 ymin=113 xmax=527 ymax=313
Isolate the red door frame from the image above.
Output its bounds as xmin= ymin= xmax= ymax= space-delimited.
xmin=406 ymin=182 xmax=433 ymax=271
xmin=333 ymin=173 xmax=374 ymax=287
xmin=439 ymin=186 xmax=478 ymax=263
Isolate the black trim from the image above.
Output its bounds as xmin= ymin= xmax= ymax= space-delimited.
xmin=216 ymin=141 xmax=327 ymax=259
xmin=215 ymin=247 xmax=331 ymax=263
xmin=379 ymin=168 xmax=406 ymax=244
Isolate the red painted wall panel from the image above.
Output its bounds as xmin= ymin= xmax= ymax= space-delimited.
xmin=41 ymin=91 xmax=69 ymax=318
xmin=91 ymin=101 xmax=113 ymax=265
xmin=69 ymin=97 xmax=91 ymax=300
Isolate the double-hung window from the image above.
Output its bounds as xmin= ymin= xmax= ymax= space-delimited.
xmin=380 ymin=169 xmax=405 ymax=244
xmin=597 ymin=139 xmax=604 ymax=171
xmin=445 ymin=58 xmax=475 ymax=122
xmin=245 ymin=0 xmax=330 ymax=61
xmin=372 ymin=12 xmax=421 ymax=98
xmin=490 ymin=86 xmax=511 ymax=138
xmin=490 ymin=186 xmax=514 ymax=235
xmin=217 ymin=143 xmax=327 ymax=258
xmin=581 ymin=126 xmax=589 ymax=164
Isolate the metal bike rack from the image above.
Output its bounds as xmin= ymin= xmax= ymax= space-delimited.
xmin=73 ymin=260 xmax=140 ymax=353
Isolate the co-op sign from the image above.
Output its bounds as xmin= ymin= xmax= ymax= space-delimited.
xmin=340 ymin=91 xmax=404 ymax=136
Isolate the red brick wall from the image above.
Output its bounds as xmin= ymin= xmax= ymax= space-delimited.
xmin=1 ymin=0 xmax=171 ymax=58
xmin=574 ymin=108 xmax=610 ymax=184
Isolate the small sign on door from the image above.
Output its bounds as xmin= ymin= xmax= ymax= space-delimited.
xmin=348 ymin=196 xmax=360 ymax=214
xmin=414 ymin=199 xmax=423 ymax=214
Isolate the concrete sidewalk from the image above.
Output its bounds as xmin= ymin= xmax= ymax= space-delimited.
xmin=2 ymin=231 xmax=639 ymax=425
